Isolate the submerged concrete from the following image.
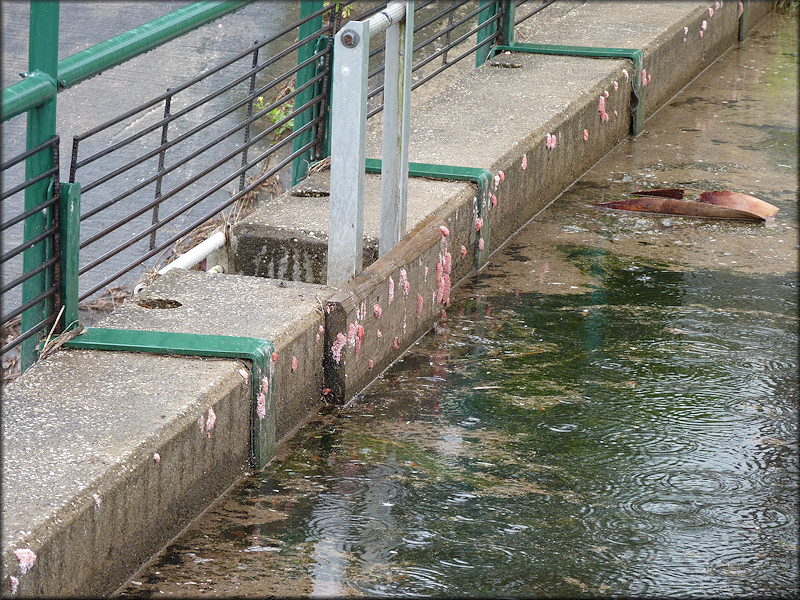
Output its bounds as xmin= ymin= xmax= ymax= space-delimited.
xmin=2 ymin=1 xmax=774 ymax=597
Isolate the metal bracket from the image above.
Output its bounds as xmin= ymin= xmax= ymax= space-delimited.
xmin=65 ymin=327 xmax=276 ymax=468
xmin=366 ymin=158 xmax=493 ymax=268
xmin=490 ymin=43 xmax=645 ymax=136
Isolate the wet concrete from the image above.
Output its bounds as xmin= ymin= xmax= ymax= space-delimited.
xmin=478 ymin=10 xmax=798 ymax=296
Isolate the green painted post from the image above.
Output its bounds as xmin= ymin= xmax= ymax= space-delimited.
xmin=59 ymin=183 xmax=81 ymax=331
xmin=291 ymin=1 xmax=324 ymax=186
xmin=475 ymin=0 xmax=499 ymax=67
xmin=500 ymin=0 xmax=515 ymax=46
xmin=20 ymin=1 xmax=59 ymax=371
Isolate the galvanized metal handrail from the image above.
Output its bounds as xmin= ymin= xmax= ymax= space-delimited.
xmin=327 ymin=1 xmax=414 ymax=286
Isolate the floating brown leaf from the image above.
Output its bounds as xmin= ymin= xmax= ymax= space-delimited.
xmin=594 ymin=188 xmax=779 ymax=221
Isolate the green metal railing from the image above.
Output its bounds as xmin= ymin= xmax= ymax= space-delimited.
xmin=2 ymin=0 xmax=758 ymax=375
xmin=0 ymin=0 xmax=523 ymax=467
xmin=1 ymin=0 xmax=520 ymax=374
xmin=2 ymin=1 xmax=254 ymax=371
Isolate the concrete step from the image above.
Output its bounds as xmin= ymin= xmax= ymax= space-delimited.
xmin=2 ymin=270 xmax=334 ymax=596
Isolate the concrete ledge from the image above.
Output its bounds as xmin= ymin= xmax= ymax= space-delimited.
xmin=324 ymin=214 xmax=457 ymax=403
xmin=234 ymin=2 xmax=767 ymax=276
xmin=98 ymin=270 xmax=336 ymax=448
xmin=2 ymin=271 xmax=334 ymax=597
xmin=2 ymin=351 xmax=250 ymax=597
xmin=231 ymin=172 xmax=466 ymax=284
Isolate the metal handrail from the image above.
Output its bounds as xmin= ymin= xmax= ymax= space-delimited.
xmin=2 ymin=0 xmax=548 ymax=375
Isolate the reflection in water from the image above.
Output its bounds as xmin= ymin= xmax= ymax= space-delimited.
xmin=116 ymin=12 xmax=797 ymax=599
xmin=117 ymin=260 xmax=798 ymax=598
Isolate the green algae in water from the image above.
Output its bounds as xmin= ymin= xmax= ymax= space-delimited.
xmin=117 ymin=256 xmax=798 ymax=599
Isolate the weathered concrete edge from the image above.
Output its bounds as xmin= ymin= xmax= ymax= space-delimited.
xmin=321 ymin=2 xmax=771 ymax=400
xmin=1 ymin=300 xmax=330 ymax=598
xmin=2 ymin=353 xmax=253 ymax=597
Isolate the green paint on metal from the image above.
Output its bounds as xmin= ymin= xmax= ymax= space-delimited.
xmin=500 ymin=0 xmax=515 ymax=46
xmin=491 ymin=42 xmax=645 ymax=136
xmin=2 ymin=1 xmax=251 ymax=122
xmin=365 ymin=158 xmax=494 ymax=269
xmin=475 ymin=1 xmax=500 ymax=67
xmin=65 ymin=327 xmax=276 ymax=468
xmin=59 ymin=182 xmax=81 ymax=331
xmin=1 ymin=70 xmax=57 ymax=121
xmin=57 ymin=1 xmax=251 ymax=91
xmin=20 ymin=1 xmax=60 ymax=372
xmin=292 ymin=1 xmax=325 ymax=187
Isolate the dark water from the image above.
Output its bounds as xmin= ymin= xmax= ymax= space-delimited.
xmin=116 ymin=263 xmax=798 ymax=598
xmin=116 ymin=12 xmax=798 ymax=599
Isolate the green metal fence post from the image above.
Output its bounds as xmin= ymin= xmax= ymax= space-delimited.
xmin=475 ymin=0 xmax=499 ymax=67
xmin=59 ymin=182 xmax=81 ymax=331
xmin=291 ymin=1 xmax=325 ymax=186
xmin=500 ymin=0 xmax=515 ymax=46
xmin=20 ymin=0 xmax=60 ymax=371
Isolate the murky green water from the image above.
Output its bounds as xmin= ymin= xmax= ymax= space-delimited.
xmin=117 ymin=12 xmax=798 ymax=599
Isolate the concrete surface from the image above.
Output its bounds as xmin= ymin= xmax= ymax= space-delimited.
xmin=101 ymin=270 xmax=336 ymax=444
xmin=2 ymin=1 xmax=774 ymax=597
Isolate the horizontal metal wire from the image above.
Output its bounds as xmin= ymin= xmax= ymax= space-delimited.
xmin=70 ymin=6 xmax=335 ymax=147
xmin=365 ymin=1 xmax=474 ymax=94
xmin=78 ymin=89 xmax=325 ymax=253
xmin=1 ymin=132 xmax=60 ymax=358
xmin=515 ymin=0 xmax=556 ymax=24
xmin=73 ymin=44 xmax=327 ymax=183
xmin=78 ymin=109 xmax=323 ymax=275
xmin=0 ymin=164 xmax=59 ymax=202
xmin=414 ymin=0 xmax=467 ymax=34
xmin=0 ymin=136 xmax=59 ymax=172
xmin=414 ymin=3 xmax=498 ymax=65
xmin=1 ymin=282 xmax=59 ymax=326
xmin=77 ymin=60 xmax=326 ymax=204
xmin=0 ymin=310 xmax=58 ymax=356
xmin=1 ymin=194 xmax=59 ymax=232
xmin=0 ymin=253 xmax=60 ymax=296
xmin=367 ymin=5 xmax=501 ymax=116
xmin=1 ymin=223 xmax=59 ymax=264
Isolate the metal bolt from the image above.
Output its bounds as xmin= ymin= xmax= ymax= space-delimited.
xmin=341 ymin=29 xmax=360 ymax=48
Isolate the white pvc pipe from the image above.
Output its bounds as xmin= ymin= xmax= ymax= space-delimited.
xmin=366 ymin=2 xmax=407 ymax=36
xmin=158 ymin=229 xmax=226 ymax=275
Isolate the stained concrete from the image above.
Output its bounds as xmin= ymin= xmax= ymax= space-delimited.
xmin=2 ymin=1 xmax=775 ymax=597
xmin=232 ymin=171 xmax=468 ymax=284
xmin=101 ymin=270 xmax=337 ymax=443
